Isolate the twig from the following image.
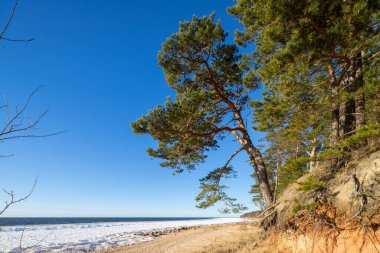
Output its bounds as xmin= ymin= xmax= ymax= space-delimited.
xmin=258 ymin=210 xmax=277 ymax=224
xmin=0 ymin=177 xmax=37 ymax=215
xmin=19 ymin=231 xmax=54 ymax=253
xmin=19 ymin=225 xmax=26 ymax=252
xmin=0 ymin=0 xmax=34 ymax=43
xmin=0 ymin=87 xmax=66 ymax=142
xmin=257 ymin=203 xmax=280 ymax=218
xmin=364 ymin=226 xmax=380 ymax=253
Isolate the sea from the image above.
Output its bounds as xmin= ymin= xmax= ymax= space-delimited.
xmin=0 ymin=216 xmax=212 ymax=226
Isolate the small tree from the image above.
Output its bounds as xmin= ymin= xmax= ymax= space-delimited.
xmin=132 ymin=14 xmax=273 ymax=212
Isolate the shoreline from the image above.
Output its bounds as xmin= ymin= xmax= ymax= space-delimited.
xmin=0 ymin=217 xmax=244 ymax=252
xmin=95 ymin=222 xmax=258 ymax=253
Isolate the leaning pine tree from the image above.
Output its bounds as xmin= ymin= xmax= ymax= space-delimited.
xmin=131 ymin=15 xmax=274 ymax=211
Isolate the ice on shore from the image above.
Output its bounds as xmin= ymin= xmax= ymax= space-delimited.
xmin=0 ymin=217 xmax=243 ymax=252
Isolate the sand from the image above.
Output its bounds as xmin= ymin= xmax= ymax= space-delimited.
xmin=96 ymin=222 xmax=261 ymax=253
xmin=0 ymin=218 xmax=243 ymax=252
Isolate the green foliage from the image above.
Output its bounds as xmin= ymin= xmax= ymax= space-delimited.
xmin=315 ymin=124 xmax=380 ymax=162
xmin=132 ymin=14 xmax=267 ymax=212
xmin=229 ymin=0 xmax=380 ymax=205
xmin=296 ymin=177 xmax=326 ymax=192
xmin=292 ymin=198 xmax=318 ymax=214
xmin=196 ymin=166 xmax=248 ymax=213
xmin=132 ymin=0 xmax=379 ymax=213
xmin=240 ymin=210 xmax=261 ymax=218
xmin=131 ymin=14 xmax=244 ymax=174
xmin=249 ymin=174 xmax=267 ymax=210
xmin=278 ymin=166 xmax=307 ymax=194
xmin=340 ymin=125 xmax=380 ymax=148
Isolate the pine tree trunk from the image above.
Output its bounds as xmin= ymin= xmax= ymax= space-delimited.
xmin=345 ymin=99 xmax=356 ymax=136
xmin=339 ymin=57 xmax=358 ymax=138
xmin=329 ymin=64 xmax=339 ymax=147
xmin=309 ymin=138 xmax=318 ymax=171
xmin=210 ymin=76 xmax=274 ymax=207
xmin=231 ymin=128 xmax=274 ymax=207
xmin=354 ymin=52 xmax=365 ymax=130
xmin=339 ymin=101 xmax=348 ymax=138
xmin=247 ymin=144 xmax=274 ymax=206
xmin=355 ymin=93 xmax=365 ymax=130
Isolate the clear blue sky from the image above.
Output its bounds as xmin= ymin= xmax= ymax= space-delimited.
xmin=0 ymin=0 xmax=262 ymax=217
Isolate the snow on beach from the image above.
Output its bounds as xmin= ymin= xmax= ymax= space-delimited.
xmin=0 ymin=217 xmax=243 ymax=252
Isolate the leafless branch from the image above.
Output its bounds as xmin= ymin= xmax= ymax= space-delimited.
xmin=366 ymin=50 xmax=380 ymax=62
xmin=18 ymin=230 xmax=54 ymax=253
xmin=224 ymin=147 xmax=244 ymax=167
xmin=0 ymin=177 xmax=37 ymax=215
xmin=0 ymin=86 xmax=65 ymax=143
xmin=0 ymin=37 xmax=33 ymax=43
xmin=19 ymin=225 xmax=26 ymax=251
xmin=0 ymin=154 xmax=14 ymax=158
xmin=0 ymin=131 xmax=66 ymax=142
xmin=0 ymin=0 xmax=34 ymax=43
xmin=257 ymin=203 xmax=280 ymax=218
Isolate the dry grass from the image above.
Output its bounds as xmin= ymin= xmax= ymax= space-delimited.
xmin=193 ymin=223 xmax=269 ymax=253
xmin=95 ymin=223 xmax=271 ymax=253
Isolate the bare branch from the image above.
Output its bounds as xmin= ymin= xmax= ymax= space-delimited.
xmin=0 ymin=86 xmax=66 ymax=143
xmin=0 ymin=177 xmax=37 ymax=215
xmin=0 ymin=0 xmax=34 ymax=43
xmin=0 ymin=154 xmax=14 ymax=158
xmin=0 ymin=0 xmax=20 ymax=39
xmin=0 ymin=37 xmax=33 ymax=43
xmin=366 ymin=50 xmax=380 ymax=62
xmin=0 ymin=86 xmax=44 ymax=136
xmin=224 ymin=147 xmax=244 ymax=167
xmin=0 ymin=131 xmax=66 ymax=142
xmin=19 ymin=225 xmax=26 ymax=251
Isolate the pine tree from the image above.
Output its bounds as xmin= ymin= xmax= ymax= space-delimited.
xmin=230 ymin=0 xmax=379 ymax=155
xmin=131 ymin=15 xmax=274 ymax=211
xmin=229 ymin=0 xmax=379 ymax=202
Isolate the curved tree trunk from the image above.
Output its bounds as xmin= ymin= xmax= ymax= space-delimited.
xmin=207 ymin=64 xmax=274 ymax=208
xmin=231 ymin=128 xmax=274 ymax=207
xmin=246 ymin=144 xmax=274 ymax=206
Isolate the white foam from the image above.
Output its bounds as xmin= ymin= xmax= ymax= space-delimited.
xmin=0 ymin=218 xmax=243 ymax=252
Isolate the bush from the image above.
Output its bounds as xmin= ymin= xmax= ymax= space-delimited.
xmin=296 ymin=177 xmax=326 ymax=192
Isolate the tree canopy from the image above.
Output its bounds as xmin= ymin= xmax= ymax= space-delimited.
xmin=230 ymin=0 xmax=380 ymax=197
xmin=133 ymin=0 xmax=379 ymax=212
xmin=132 ymin=14 xmax=273 ymax=212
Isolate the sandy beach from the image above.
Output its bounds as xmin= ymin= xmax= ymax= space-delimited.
xmin=0 ymin=218 xmax=244 ymax=252
xmin=96 ymin=222 xmax=263 ymax=253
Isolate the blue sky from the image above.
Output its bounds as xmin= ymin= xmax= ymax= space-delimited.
xmin=0 ymin=0 xmax=262 ymax=217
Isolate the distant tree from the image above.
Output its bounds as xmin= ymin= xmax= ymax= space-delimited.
xmin=132 ymin=14 xmax=274 ymax=211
